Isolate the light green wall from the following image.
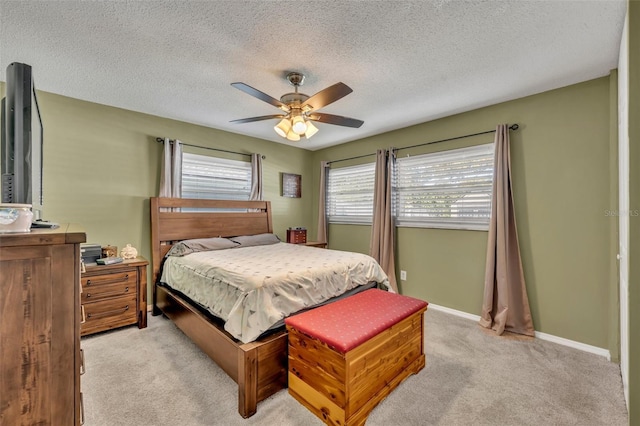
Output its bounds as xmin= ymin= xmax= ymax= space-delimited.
xmin=313 ymin=76 xmax=619 ymax=356
xmin=17 ymin=90 xmax=313 ymax=301
xmin=627 ymin=0 xmax=639 ymax=422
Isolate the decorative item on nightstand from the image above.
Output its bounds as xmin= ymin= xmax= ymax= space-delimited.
xmin=120 ymin=243 xmax=138 ymax=259
xmin=101 ymin=244 xmax=118 ymax=258
xmin=81 ymin=243 xmax=102 ymax=264
xmin=287 ymin=227 xmax=307 ymax=244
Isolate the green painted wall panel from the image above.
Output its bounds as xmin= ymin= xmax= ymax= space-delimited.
xmin=396 ymin=227 xmax=487 ymax=315
xmin=327 ymin=224 xmax=370 ymax=254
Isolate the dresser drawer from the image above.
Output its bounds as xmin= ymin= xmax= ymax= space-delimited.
xmin=82 ymin=269 xmax=137 ymax=290
xmin=81 ymin=295 xmax=137 ymax=335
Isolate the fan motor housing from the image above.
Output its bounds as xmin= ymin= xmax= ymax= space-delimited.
xmin=280 ymin=92 xmax=309 ymax=106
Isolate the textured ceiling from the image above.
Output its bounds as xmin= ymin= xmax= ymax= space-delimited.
xmin=0 ymin=1 xmax=627 ymax=151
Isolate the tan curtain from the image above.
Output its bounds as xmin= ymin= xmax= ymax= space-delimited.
xmin=479 ymin=125 xmax=534 ymax=336
xmin=250 ymin=153 xmax=263 ymax=201
xmin=159 ymin=138 xmax=182 ymax=198
xmin=316 ymin=161 xmax=329 ymax=244
xmin=370 ymin=149 xmax=398 ymax=293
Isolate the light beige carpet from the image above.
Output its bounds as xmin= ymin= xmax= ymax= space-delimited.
xmin=81 ymin=309 xmax=628 ymax=425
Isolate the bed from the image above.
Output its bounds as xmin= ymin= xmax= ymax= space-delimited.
xmin=149 ymin=197 xmax=389 ymax=418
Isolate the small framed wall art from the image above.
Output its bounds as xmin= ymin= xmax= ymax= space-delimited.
xmin=282 ymin=173 xmax=302 ymax=198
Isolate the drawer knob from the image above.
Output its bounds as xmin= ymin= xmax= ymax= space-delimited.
xmin=86 ymin=293 xmax=91 ymax=298
xmin=86 ymin=280 xmax=91 ymax=286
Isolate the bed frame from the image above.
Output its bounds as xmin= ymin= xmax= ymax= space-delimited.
xmin=150 ymin=197 xmax=288 ymax=418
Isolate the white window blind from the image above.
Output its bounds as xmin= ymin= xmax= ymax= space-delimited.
xmin=396 ymin=143 xmax=495 ymax=230
xmin=326 ymin=162 xmax=375 ymax=224
xmin=181 ymin=152 xmax=251 ymax=200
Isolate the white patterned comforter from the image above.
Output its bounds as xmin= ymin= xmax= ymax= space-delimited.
xmin=160 ymin=242 xmax=390 ymax=343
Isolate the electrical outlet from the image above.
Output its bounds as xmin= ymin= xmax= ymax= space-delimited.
xmin=400 ymin=270 xmax=407 ymax=281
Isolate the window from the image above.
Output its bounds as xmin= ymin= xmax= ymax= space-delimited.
xmin=181 ymin=153 xmax=251 ymax=200
xmin=396 ymin=143 xmax=494 ymax=230
xmin=326 ymin=162 xmax=375 ymax=224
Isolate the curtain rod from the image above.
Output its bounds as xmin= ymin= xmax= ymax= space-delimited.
xmin=327 ymin=124 xmax=519 ymax=165
xmin=156 ymin=137 xmax=265 ymax=159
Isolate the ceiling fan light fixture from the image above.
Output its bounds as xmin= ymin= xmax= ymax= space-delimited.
xmin=291 ymin=115 xmax=307 ymax=135
xmin=274 ymin=118 xmax=291 ymax=138
xmin=304 ymin=120 xmax=319 ymax=139
xmin=232 ymin=72 xmax=362 ymax=142
xmin=286 ymin=128 xmax=301 ymax=141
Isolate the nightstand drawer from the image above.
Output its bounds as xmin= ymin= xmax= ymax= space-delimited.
xmin=82 ymin=295 xmax=137 ymax=334
xmin=81 ymin=280 xmax=133 ymax=303
xmin=82 ymin=270 xmax=137 ymax=289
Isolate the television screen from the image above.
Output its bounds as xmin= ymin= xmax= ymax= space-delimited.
xmin=1 ymin=62 xmax=43 ymax=219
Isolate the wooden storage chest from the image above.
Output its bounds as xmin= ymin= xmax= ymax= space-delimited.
xmin=285 ymin=289 xmax=428 ymax=426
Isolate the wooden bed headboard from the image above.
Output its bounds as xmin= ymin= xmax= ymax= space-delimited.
xmin=149 ymin=197 xmax=273 ymax=284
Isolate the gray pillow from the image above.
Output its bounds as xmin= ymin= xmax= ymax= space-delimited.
xmin=166 ymin=237 xmax=239 ymax=257
xmin=230 ymin=233 xmax=281 ymax=247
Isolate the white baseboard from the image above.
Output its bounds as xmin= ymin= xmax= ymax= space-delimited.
xmin=427 ymin=303 xmax=611 ymax=361
xmin=428 ymin=303 xmax=481 ymax=322
xmin=533 ymin=330 xmax=611 ymax=361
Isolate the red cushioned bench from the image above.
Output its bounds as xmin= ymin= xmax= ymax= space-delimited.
xmin=285 ymin=288 xmax=428 ymax=426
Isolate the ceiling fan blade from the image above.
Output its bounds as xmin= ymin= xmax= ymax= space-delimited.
xmin=308 ymin=113 xmax=364 ymax=128
xmin=231 ymin=82 xmax=289 ymax=111
xmin=302 ymin=82 xmax=353 ymax=111
xmin=230 ymin=114 xmax=285 ymax=124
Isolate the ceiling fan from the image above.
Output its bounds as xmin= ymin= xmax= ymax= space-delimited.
xmin=230 ymin=72 xmax=364 ymax=141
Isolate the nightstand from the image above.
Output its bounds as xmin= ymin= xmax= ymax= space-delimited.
xmin=287 ymin=228 xmax=307 ymax=244
xmin=305 ymin=241 xmax=327 ymax=248
xmin=81 ymin=256 xmax=148 ymax=336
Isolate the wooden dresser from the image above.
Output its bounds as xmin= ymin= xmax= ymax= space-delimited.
xmin=286 ymin=228 xmax=307 ymax=244
xmin=0 ymin=224 xmax=86 ymax=425
xmin=81 ymin=256 xmax=148 ymax=336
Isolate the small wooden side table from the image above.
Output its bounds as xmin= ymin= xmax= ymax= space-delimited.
xmin=287 ymin=228 xmax=307 ymax=244
xmin=81 ymin=256 xmax=148 ymax=336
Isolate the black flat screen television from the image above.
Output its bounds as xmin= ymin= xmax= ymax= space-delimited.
xmin=1 ymin=62 xmax=43 ymax=219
